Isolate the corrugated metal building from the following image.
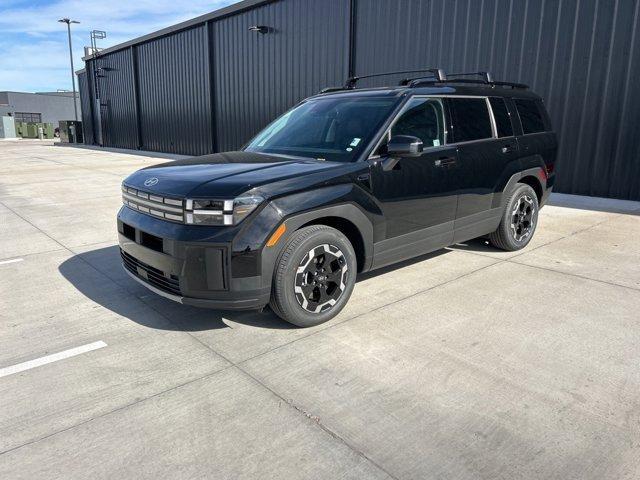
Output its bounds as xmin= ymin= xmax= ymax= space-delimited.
xmin=78 ymin=0 xmax=640 ymax=200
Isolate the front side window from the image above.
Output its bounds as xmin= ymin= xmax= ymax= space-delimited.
xmin=448 ymin=98 xmax=493 ymax=143
xmin=389 ymin=97 xmax=445 ymax=148
xmin=489 ymin=97 xmax=513 ymax=137
xmin=514 ymin=98 xmax=546 ymax=134
xmin=245 ymin=96 xmax=398 ymax=162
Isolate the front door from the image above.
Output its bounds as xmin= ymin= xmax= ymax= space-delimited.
xmin=370 ymin=97 xmax=458 ymax=268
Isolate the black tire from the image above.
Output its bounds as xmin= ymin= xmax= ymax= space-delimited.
xmin=488 ymin=183 xmax=539 ymax=251
xmin=269 ymin=225 xmax=357 ymax=327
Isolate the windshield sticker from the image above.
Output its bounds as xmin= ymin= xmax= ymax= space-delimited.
xmin=350 ymin=138 xmax=361 ymax=147
xmin=433 ymin=139 xmax=441 ymax=146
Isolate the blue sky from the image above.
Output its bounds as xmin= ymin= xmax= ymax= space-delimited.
xmin=0 ymin=0 xmax=234 ymax=92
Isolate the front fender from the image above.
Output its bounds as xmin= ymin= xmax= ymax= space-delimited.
xmin=232 ymin=184 xmax=377 ymax=290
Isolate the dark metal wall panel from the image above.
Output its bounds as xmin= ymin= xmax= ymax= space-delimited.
xmin=212 ymin=0 xmax=350 ymax=152
xmin=136 ymin=26 xmax=213 ymax=156
xmin=90 ymin=65 xmax=103 ymax=146
xmin=77 ymin=71 xmax=94 ymax=145
xmin=354 ymin=0 xmax=640 ymax=200
xmin=79 ymin=0 xmax=640 ymax=200
xmin=93 ymin=49 xmax=138 ymax=149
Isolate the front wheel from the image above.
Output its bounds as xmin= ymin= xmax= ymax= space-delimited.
xmin=488 ymin=183 xmax=539 ymax=251
xmin=269 ymin=225 xmax=357 ymax=327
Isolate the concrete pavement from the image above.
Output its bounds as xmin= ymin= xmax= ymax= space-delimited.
xmin=1 ymin=140 xmax=639 ymax=479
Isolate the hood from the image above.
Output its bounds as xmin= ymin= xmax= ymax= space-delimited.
xmin=123 ymin=151 xmax=352 ymax=198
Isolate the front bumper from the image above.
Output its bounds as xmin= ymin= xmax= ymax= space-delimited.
xmin=117 ymin=206 xmax=272 ymax=310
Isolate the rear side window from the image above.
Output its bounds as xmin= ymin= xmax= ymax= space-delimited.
xmin=448 ymin=98 xmax=493 ymax=143
xmin=489 ymin=97 xmax=513 ymax=137
xmin=514 ymin=99 xmax=546 ymax=134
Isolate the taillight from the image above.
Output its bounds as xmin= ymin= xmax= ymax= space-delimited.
xmin=538 ymin=168 xmax=547 ymax=182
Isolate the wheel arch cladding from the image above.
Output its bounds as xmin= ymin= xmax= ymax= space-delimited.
xmin=300 ymin=216 xmax=366 ymax=273
xmin=268 ymin=203 xmax=374 ymax=275
xmin=518 ymin=175 xmax=543 ymax=203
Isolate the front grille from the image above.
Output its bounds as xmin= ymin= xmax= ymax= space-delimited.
xmin=121 ymin=249 xmax=181 ymax=296
xmin=122 ymin=185 xmax=184 ymax=223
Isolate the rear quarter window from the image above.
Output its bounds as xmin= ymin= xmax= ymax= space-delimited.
xmin=514 ymin=98 xmax=546 ymax=134
xmin=448 ymin=98 xmax=493 ymax=143
xmin=489 ymin=97 xmax=513 ymax=137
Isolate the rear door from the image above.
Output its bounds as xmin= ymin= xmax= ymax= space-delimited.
xmin=447 ymin=96 xmax=519 ymax=243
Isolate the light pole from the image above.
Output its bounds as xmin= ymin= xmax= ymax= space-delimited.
xmin=58 ymin=18 xmax=80 ymax=121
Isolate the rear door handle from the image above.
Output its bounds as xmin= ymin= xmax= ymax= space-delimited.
xmin=501 ymin=145 xmax=516 ymax=154
xmin=434 ymin=156 xmax=456 ymax=167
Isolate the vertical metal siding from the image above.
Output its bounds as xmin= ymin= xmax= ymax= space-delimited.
xmin=136 ymin=26 xmax=212 ymax=156
xmin=354 ymin=0 xmax=640 ymax=200
xmin=77 ymin=71 xmax=94 ymax=145
xmin=213 ymin=0 xmax=350 ymax=152
xmin=84 ymin=62 xmax=103 ymax=145
xmin=77 ymin=0 xmax=640 ymax=200
xmin=93 ymin=49 xmax=138 ymax=149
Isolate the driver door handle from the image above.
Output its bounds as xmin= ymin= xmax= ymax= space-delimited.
xmin=435 ymin=156 xmax=456 ymax=167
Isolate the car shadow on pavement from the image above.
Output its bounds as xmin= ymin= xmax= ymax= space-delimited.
xmin=58 ymin=245 xmax=297 ymax=332
xmin=60 ymin=244 xmax=455 ymax=332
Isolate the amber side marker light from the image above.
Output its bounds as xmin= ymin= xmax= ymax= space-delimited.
xmin=266 ymin=223 xmax=287 ymax=247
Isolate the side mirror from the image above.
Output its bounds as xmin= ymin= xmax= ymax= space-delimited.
xmin=386 ymin=135 xmax=424 ymax=157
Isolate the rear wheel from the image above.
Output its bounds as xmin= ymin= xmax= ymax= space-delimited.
xmin=489 ymin=183 xmax=539 ymax=251
xmin=270 ymin=225 xmax=357 ymax=327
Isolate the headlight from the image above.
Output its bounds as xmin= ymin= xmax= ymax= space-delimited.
xmin=185 ymin=195 xmax=264 ymax=225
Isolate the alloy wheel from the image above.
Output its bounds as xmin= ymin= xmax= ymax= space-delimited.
xmin=294 ymin=244 xmax=348 ymax=313
xmin=510 ymin=194 xmax=536 ymax=242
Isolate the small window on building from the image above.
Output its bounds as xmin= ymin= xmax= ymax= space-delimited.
xmin=14 ymin=112 xmax=42 ymax=123
xmin=448 ymin=98 xmax=493 ymax=143
xmin=389 ymin=98 xmax=445 ymax=148
xmin=489 ymin=97 xmax=513 ymax=137
xmin=514 ymin=99 xmax=546 ymax=134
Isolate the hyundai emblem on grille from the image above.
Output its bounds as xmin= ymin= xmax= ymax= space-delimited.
xmin=144 ymin=177 xmax=159 ymax=187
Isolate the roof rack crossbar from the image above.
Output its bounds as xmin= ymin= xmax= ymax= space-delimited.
xmin=399 ymin=74 xmax=440 ymax=86
xmin=344 ymin=68 xmax=446 ymax=89
xmin=319 ymin=86 xmax=349 ymax=94
xmin=447 ymin=71 xmax=495 ymax=83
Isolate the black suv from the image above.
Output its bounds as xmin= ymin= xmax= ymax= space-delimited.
xmin=118 ymin=69 xmax=557 ymax=327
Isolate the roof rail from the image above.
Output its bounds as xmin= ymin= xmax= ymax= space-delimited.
xmin=410 ymin=70 xmax=529 ymax=90
xmin=319 ymin=69 xmax=528 ymax=94
xmin=411 ymin=78 xmax=529 ymax=89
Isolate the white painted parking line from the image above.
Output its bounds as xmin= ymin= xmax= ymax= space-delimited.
xmin=0 ymin=341 xmax=107 ymax=378
xmin=0 ymin=258 xmax=24 ymax=266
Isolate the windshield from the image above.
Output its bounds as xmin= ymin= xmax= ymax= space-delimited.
xmin=244 ymin=96 xmax=398 ymax=162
